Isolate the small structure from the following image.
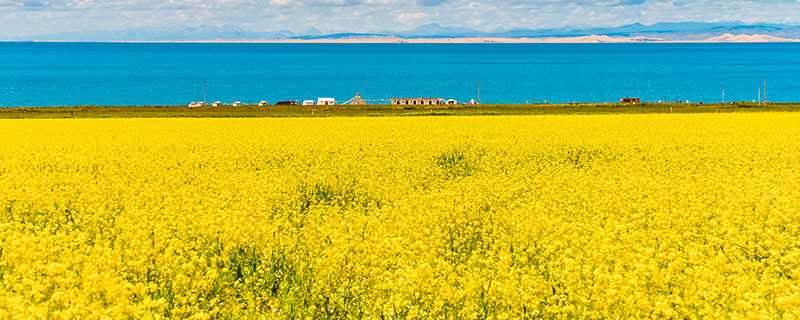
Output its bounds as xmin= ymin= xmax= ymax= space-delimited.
xmin=391 ymin=98 xmax=445 ymax=106
xmin=317 ymin=98 xmax=336 ymax=106
xmin=303 ymin=100 xmax=315 ymax=106
xmin=350 ymin=93 xmax=367 ymax=105
xmin=620 ymin=97 xmax=641 ymax=104
xmin=275 ymin=100 xmax=299 ymax=105
xmin=446 ymin=99 xmax=458 ymax=105
xmin=258 ymin=101 xmax=270 ymax=107
xmin=212 ymin=101 xmax=222 ymax=107
xmin=468 ymin=99 xmax=480 ymax=105
xmin=231 ymin=101 xmax=242 ymax=107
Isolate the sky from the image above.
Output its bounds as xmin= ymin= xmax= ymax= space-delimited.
xmin=1 ymin=0 xmax=800 ymax=38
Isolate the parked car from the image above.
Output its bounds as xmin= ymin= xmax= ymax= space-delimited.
xmin=275 ymin=100 xmax=299 ymax=105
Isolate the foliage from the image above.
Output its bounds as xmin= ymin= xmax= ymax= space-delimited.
xmin=3 ymin=103 xmax=800 ymax=119
xmin=1 ymin=114 xmax=800 ymax=318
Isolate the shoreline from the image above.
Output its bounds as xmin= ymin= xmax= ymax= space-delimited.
xmin=2 ymin=103 xmax=799 ymax=119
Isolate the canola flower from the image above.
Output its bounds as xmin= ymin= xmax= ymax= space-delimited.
xmin=1 ymin=114 xmax=800 ymax=319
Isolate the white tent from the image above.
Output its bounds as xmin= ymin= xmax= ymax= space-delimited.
xmin=317 ymin=98 xmax=336 ymax=106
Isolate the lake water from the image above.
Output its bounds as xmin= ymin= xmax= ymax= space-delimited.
xmin=1 ymin=42 xmax=799 ymax=106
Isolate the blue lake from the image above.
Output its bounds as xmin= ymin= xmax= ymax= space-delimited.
xmin=1 ymin=42 xmax=799 ymax=106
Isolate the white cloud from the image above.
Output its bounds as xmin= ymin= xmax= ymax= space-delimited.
xmin=1 ymin=0 xmax=800 ymax=38
xmin=394 ymin=11 xmax=428 ymax=24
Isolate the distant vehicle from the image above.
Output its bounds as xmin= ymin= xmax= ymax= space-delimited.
xmin=275 ymin=100 xmax=299 ymax=105
xmin=258 ymin=101 xmax=270 ymax=107
xmin=212 ymin=101 xmax=222 ymax=107
xmin=446 ymin=99 xmax=458 ymax=105
xmin=231 ymin=101 xmax=242 ymax=107
xmin=188 ymin=102 xmax=205 ymax=108
xmin=317 ymin=98 xmax=336 ymax=106
xmin=303 ymin=100 xmax=315 ymax=106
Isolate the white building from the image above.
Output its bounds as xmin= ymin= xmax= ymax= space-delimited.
xmin=317 ymin=98 xmax=336 ymax=106
xmin=303 ymin=100 xmax=315 ymax=106
xmin=391 ymin=98 xmax=445 ymax=106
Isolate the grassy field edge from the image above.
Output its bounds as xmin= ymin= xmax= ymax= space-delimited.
xmin=1 ymin=102 xmax=799 ymax=118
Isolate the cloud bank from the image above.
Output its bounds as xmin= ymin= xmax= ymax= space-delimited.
xmin=2 ymin=0 xmax=800 ymax=38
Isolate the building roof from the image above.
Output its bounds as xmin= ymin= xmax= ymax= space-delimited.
xmin=391 ymin=97 xmax=444 ymax=100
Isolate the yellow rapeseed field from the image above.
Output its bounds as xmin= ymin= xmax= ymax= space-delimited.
xmin=2 ymin=114 xmax=800 ymax=319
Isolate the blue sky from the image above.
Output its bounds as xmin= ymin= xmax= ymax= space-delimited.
xmin=2 ymin=0 xmax=800 ymax=38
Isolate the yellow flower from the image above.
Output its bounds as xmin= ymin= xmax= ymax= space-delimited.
xmin=0 ymin=114 xmax=799 ymax=318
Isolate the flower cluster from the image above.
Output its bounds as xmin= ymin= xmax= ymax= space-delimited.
xmin=1 ymin=114 xmax=799 ymax=318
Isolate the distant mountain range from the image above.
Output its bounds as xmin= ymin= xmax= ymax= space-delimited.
xmin=20 ymin=22 xmax=800 ymax=42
